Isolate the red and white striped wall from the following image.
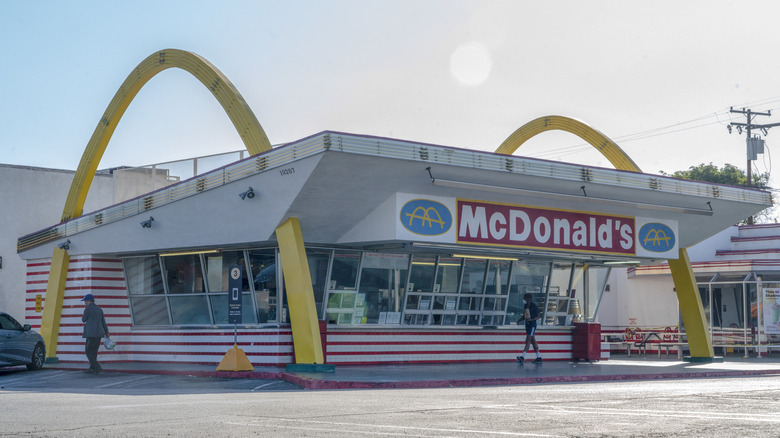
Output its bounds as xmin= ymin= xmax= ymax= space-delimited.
xmin=26 ymin=256 xmax=607 ymax=366
xmin=25 ymin=257 xmax=293 ymax=367
xmin=322 ymin=328 xmax=610 ymax=365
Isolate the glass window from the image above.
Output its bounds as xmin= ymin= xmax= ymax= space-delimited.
xmin=435 ymin=257 xmax=462 ymax=293
xmin=130 ymin=296 xmax=170 ymax=325
xmin=408 ymin=256 xmax=436 ymax=293
xmin=585 ymin=266 xmax=610 ymax=322
xmin=162 ymin=254 xmax=205 ymax=294
xmin=545 ymin=262 xmax=574 ymax=325
xmin=356 ymin=253 xmax=409 ymax=324
xmin=506 ymin=260 xmax=550 ymax=325
xmin=247 ymin=249 xmax=278 ymax=323
xmin=169 ymin=295 xmax=211 ymax=324
xmin=461 ymin=259 xmax=487 ymax=294
xmin=306 ymin=248 xmax=331 ymax=318
xmin=485 ymin=259 xmax=511 ymax=295
xmin=124 ymin=256 xmax=164 ymax=295
xmin=205 ymin=251 xmax=250 ymax=293
xmin=210 ymin=294 xmax=257 ymax=324
xmin=330 ymin=250 xmax=361 ymax=290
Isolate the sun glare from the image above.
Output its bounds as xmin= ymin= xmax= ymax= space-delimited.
xmin=449 ymin=41 xmax=492 ymax=86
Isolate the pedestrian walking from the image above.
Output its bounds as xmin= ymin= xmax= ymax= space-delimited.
xmin=516 ymin=293 xmax=542 ymax=364
xmin=81 ymin=293 xmax=109 ymax=374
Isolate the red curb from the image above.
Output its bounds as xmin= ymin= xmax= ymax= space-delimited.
xmin=47 ymin=365 xmax=780 ymax=390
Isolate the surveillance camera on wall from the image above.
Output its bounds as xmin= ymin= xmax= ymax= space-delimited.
xmin=239 ymin=187 xmax=255 ymax=200
xmin=140 ymin=216 xmax=154 ymax=228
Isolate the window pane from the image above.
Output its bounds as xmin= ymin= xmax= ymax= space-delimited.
xmin=408 ymin=256 xmax=436 ymax=293
xmin=506 ymin=260 xmax=550 ymax=325
xmin=436 ymin=257 xmax=461 ymax=293
xmin=247 ymin=249 xmax=278 ymax=323
xmin=169 ymin=295 xmax=211 ymax=324
xmin=330 ymin=251 xmax=361 ymax=290
xmin=130 ymin=296 xmax=170 ymax=325
xmin=124 ymin=257 xmax=164 ymax=295
xmin=357 ymin=253 xmax=409 ymax=324
xmin=306 ymin=249 xmax=331 ymax=319
xmin=163 ymin=254 xmax=205 ymax=294
xmin=210 ymin=294 xmax=257 ymax=324
xmin=485 ymin=260 xmax=511 ymax=295
xmin=205 ymin=251 xmax=249 ymax=293
xmin=461 ymin=258 xmax=487 ymax=294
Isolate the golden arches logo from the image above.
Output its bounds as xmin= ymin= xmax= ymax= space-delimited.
xmin=400 ymin=200 xmax=452 ymax=236
xmin=638 ymin=222 xmax=676 ymax=252
xmin=643 ymin=229 xmax=671 ymax=247
xmin=406 ymin=206 xmax=446 ymax=229
xmin=494 ymin=115 xmax=641 ymax=173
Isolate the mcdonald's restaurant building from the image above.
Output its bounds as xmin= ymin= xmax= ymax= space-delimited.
xmin=17 ymin=131 xmax=772 ymax=367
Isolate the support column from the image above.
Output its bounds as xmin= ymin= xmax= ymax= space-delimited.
xmin=668 ymin=248 xmax=717 ymax=361
xmin=275 ymin=217 xmax=330 ymax=370
xmin=39 ymin=247 xmax=70 ymax=362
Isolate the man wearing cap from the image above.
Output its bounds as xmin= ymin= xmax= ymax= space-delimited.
xmin=81 ymin=294 xmax=109 ymax=374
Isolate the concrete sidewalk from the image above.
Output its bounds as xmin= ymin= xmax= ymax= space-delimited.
xmin=47 ymin=355 xmax=780 ymax=390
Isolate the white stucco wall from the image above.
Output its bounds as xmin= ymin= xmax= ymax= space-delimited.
xmin=0 ymin=164 xmax=114 ymax=322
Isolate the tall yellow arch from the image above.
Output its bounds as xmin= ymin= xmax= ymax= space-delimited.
xmin=41 ymin=49 xmax=273 ymax=360
xmin=496 ymin=116 xmax=717 ymax=359
xmin=62 ymin=48 xmax=272 ymax=222
xmin=495 ymin=115 xmax=641 ymax=172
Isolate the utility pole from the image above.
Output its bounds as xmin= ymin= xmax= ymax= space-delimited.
xmin=728 ymin=107 xmax=778 ymax=224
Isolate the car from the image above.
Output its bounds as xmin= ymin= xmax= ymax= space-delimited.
xmin=0 ymin=311 xmax=45 ymax=370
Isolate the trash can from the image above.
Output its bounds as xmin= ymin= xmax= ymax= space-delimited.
xmin=572 ymin=322 xmax=601 ymax=361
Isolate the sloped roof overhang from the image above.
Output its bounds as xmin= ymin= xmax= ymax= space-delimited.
xmin=18 ymin=131 xmax=773 ymax=263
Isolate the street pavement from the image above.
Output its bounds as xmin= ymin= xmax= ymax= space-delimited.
xmin=41 ymin=354 xmax=780 ymax=390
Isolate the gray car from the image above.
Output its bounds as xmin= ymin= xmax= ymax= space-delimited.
xmin=0 ymin=312 xmax=45 ymax=370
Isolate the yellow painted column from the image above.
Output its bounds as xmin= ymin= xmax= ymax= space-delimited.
xmin=39 ymin=247 xmax=70 ymax=360
xmin=275 ymin=217 xmax=325 ymax=364
xmin=668 ymin=248 xmax=715 ymax=359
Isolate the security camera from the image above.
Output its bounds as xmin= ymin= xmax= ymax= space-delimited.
xmin=57 ymin=239 xmax=71 ymax=250
xmin=140 ymin=216 xmax=154 ymax=228
xmin=239 ymin=187 xmax=255 ymax=200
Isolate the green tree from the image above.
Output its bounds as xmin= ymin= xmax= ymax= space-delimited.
xmin=660 ymin=163 xmax=775 ymax=224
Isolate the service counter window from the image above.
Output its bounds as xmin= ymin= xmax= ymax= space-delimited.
xmin=204 ymin=251 xmax=257 ymax=324
xmin=247 ymin=249 xmax=278 ymax=323
xmin=330 ymin=250 xmax=360 ymax=290
xmin=163 ymin=254 xmax=205 ymax=294
xmin=505 ymin=260 xmax=551 ymax=325
xmin=405 ymin=255 xmax=437 ymax=325
xmin=461 ymin=258 xmax=487 ymax=294
xmin=356 ymin=253 xmax=409 ymax=324
xmin=160 ymin=254 xmax=210 ymax=324
xmin=324 ymin=250 xmax=362 ymax=324
xmin=125 ymin=256 xmax=170 ymax=325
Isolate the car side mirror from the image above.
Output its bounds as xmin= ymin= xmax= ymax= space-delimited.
xmin=22 ymin=324 xmax=31 ymax=332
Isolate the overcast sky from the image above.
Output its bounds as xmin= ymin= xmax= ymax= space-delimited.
xmin=4 ymin=1 xmax=780 ymax=194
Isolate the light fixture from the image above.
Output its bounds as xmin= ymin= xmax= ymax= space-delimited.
xmin=451 ymin=254 xmax=518 ymax=261
xmin=57 ymin=239 xmax=71 ymax=250
xmin=239 ymin=187 xmax=255 ymax=200
xmin=140 ymin=216 xmax=154 ymax=228
xmin=160 ymin=249 xmax=219 ymax=257
xmin=602 ymin=260 xmax=641 ymax=265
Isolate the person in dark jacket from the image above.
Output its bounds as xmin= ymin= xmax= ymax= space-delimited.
xmin=81 ymin=294 xmax=109 ymax=374
xmin=516 ymin=293 xmax=542 ymax=364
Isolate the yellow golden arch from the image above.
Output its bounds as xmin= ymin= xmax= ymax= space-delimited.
xmin=494 ymin=115 xmax=714 ymax=360
xmin=495 ymin=115 xmax=641 ymax=172
xmin=42 ymin=49 xmax=325 ymax=367
xmin=62 ymin=49 xmax=272 ymax=222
